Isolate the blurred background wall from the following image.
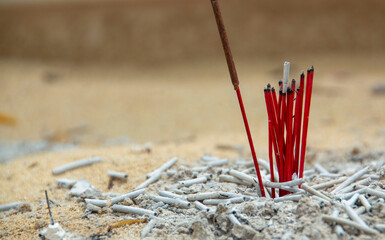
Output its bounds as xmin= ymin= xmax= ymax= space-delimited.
xmin=1 ymin=0 xmax=385 ymax=65
xmin=0 ymin=0 xmax=384 ymax=153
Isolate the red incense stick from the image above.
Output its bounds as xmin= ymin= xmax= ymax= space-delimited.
xmin=210 ymin=0 xmax=265 ymax=197
xmin=264 ymin=88 xmax=276 ymax=198
xmin=293 ymin=73 xmax=305 ymax=175
xmin=299 ymin=67 xmax=314 ymax=179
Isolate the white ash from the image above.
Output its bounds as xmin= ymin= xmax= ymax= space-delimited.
xmin=67 ymin=179 xmax=101 ymax=199
xmin=47 ymin=145 xmax=385 ymax=239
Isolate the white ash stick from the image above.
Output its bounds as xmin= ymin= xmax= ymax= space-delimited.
xmin=345 ymin=193 xmax=360 ymax=206
xmin=279 ymin=185 xmax=305 ymax=193
xmin=257 ymin=158 xmax=279 ymax=182
xmin=361 ymin=174 xmax=380 ymax=180
xmin=364 ymin=187 xmax=385 ymax=198
xmin=203 ymin=197 xmax=244 ymax=205
xmin=178 ymin=177 xmax=207 ymax=187
xmin=332 ymin=210 xmax=345 ymax=237
xmin=228 ymin=214 xmax=241 ymax=226
xmin=164 ymin=186 xmax=184 ymax=195
xmin=319 ymin=173 xmax=341 ymax=178
xmin=374 ymin=224 xmax=385 ymax=233
xmin=303 ymin=169 xmax=316 ymax=176
xmin=219 ymin=175 xmax=252 ymax=186
xmin=141 ymin=218 xmax=157 ymax=238
xmin=108 ymin=171 xmax=128 ymax=179
xmin=158 ymin=191 xmax=186 ymax=200
xmin=314 ymin=163 xmax=329 ymax=174
xmin=242 ymin=167 xmax=255 ymax=174
xmin=310 ymin=195 xmax=328 ymax=202
xmin=229 ymin=169 xmax=255 ymax=184
xmin=0 ymin=202 xmax=22 ymax=212
xmin=355 ymin=206 xmax=366 ymax=215
xmin=301 ymin=183 xmax=331 ymax=201
xmin=146 ymin=157 xmax=178 ymax=178
xmin=84 ymin=199 xmax=107 ymax=207
xmin=282 ymin=61 xmax=290 ymax=93
xmin=112 ymin=205 xmax=156 ymax=216
xmin=110 ymin=189 xmax=145 ymax=205
xmin=342 ymin=200 xmax=368 ymax=227
xmin=335 ymin=186 xmax=372 ymax=200
xmin=263 ymin=179 xmax=304 ymax=188
xmin=194 ymin=201 xmax=211 ymax=212
xmin=56 ymin=179 xmax=77 ymax=188
xmin=331 ymin=166 xmax=370 ymax=194
xmin=358 ymin=194 xmax=371 ymax=212
xmin=201 ymin=156 xmax=220 ymax=161
xmin=202 ymin=159 xmax=229 ymax=167
xmin=226 ymin=197 xmax=246 ymax=204
xmin=148 ymin=195 xmax=190 ymax=208
xmin=136 ymin=172 xmax=161 ymax=190
xmin=244 ymin=159 xmax=280 ymax=182
xmin=322 ymin=215 xmax=378 ymax=235
xmin=187 ymin=192 xmax=220 ymax=201
xmin=87 ymin=203 xmax=101 ymax=212
xmin=52 ymin=157 xmax=102 ymax=175
xmin=273 ymin=194 xmax=303 ymax=202
xmin=236 ymin=161 xmax=254 ymax=167
xmin=338 ymin=177 xmax=372 ymax=194
xmin=229 ymin=169 xmax=262 ymax=196
xmin=218 ymin=192 xmax=243 ymax=199
xmin=191 ymin=166 xmax=209 ymax=172
xmin=311 ymin=177 xmax=347 ymax=190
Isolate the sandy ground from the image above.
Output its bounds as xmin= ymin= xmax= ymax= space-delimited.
xmin=1 ymin=53 xmax=385 ymax=148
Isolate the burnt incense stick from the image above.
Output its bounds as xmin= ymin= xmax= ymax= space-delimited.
xmin=45 ymin=190 xmax=55 ymax=225
xmin=264 ymin=88 xmax=276 ymax=198
xmin=210 ymin=0 xmax=265 ymax=197
xmin=293 ymin=73 xmax=304 ymax=175
xmin=299 ymin=67 xmax=314 ymax=179
xmin=263 ymin=64 xmax=314 ymax=197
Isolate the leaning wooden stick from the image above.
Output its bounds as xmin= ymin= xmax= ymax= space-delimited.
xmin=210 ymin=0 xmax=265 ymax=197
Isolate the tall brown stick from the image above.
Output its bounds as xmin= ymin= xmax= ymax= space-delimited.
xmin=210 ymin=0 xmax=265 ymax=197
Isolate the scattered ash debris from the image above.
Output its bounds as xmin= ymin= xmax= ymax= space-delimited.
xmin=1 ymin=144 xmax=385 ymax=239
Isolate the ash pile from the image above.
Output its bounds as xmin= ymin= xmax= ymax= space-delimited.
xmin=48 ymin=146 xmax=385 ymax=240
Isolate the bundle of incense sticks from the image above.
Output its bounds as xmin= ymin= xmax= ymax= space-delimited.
xmin=264 ymin=62 xmax=314 ymax=197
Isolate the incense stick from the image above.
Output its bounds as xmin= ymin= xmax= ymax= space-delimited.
xmin=45 ymin=190 xmax=55 ymax=225
xmin=210 ymin=0 xmax=265 ymax=197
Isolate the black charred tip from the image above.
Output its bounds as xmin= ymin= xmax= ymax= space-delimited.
xmin=287 ymin=88 xmax=293 ymax=94
xmin=310 ymin=65 xmax=314 ymax=72
xmin=291 ymin=79 xmax=296 ymax=84
xmin=278 ymin=80 xmax=283 ymax=85
xmin=267 ymin=83 xmax=271 ymax=89
xmin=272 ymin=87 xmax=276 ymax=92
xmin=301 ymin=72 xmax=305 ymax=78
xmin=264 ymin=88 xmax=268 ymax=92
